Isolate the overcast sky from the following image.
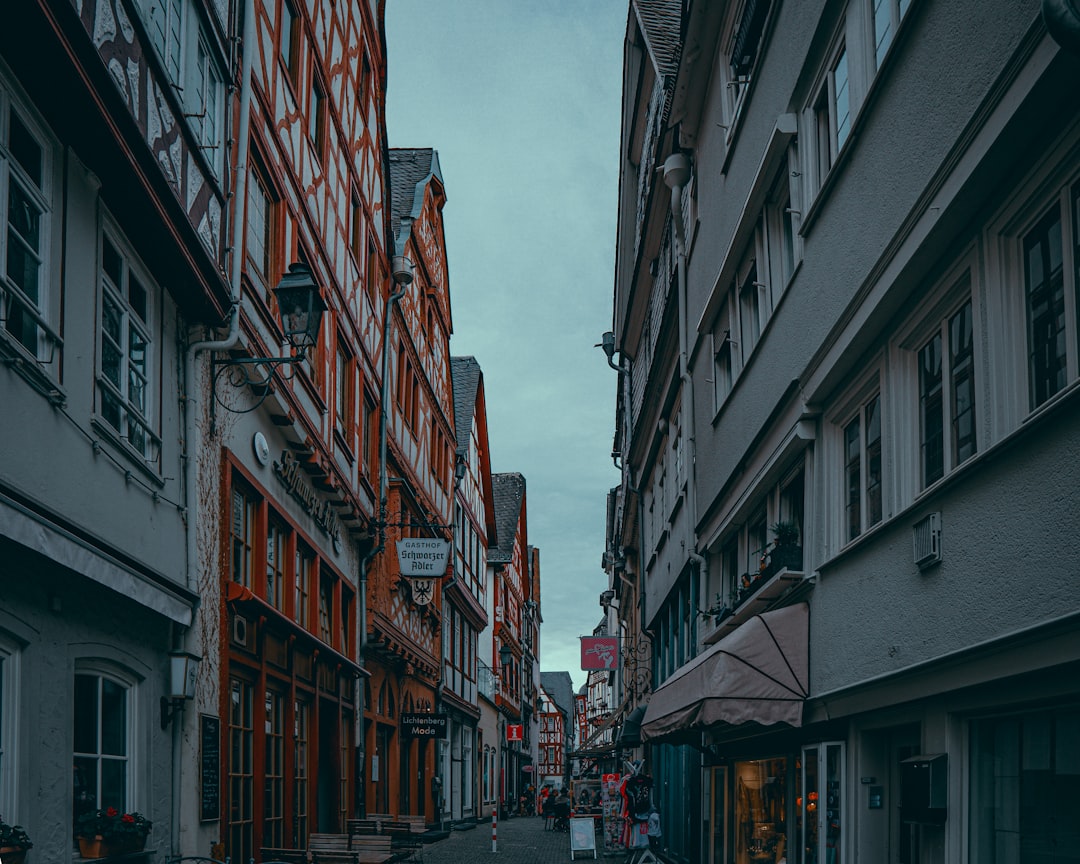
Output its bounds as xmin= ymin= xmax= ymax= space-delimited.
xmin=385 ymin=1 xmax=626 ymax=693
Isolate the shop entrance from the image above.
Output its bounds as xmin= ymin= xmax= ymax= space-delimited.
xmin=704 ymin=766 xmax=728 ymax=864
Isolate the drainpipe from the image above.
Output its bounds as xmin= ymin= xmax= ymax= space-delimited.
xmin=661 ymin=153 xmax=708 ymax=621
xmin=174 ymin=0 xmax=255 ymax=854
xmin=1044 ymin=0 xmax=1080 ymax=54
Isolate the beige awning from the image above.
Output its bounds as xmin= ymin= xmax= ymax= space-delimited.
xmin=641 ymin=603 xmax=808 ymax=743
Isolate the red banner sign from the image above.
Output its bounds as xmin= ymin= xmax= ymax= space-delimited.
xmin=580 ymin=636 xmax=620 ymax=670
xmin=506 ymin=724 xmax=524 ymax=741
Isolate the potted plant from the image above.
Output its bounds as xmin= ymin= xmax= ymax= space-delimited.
xmin=0 ymin=815 xmax=32 ymax=864
xmin=769 ymin=520 xmax=803 ymax=572
xmin=75 ymin=807 xmax=152 ymax=859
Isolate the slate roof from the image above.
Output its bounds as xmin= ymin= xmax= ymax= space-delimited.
xmin=634 ymin=0 xmax=683 ymax=81
xmin=450 ymin=356 xmax=481 ymax=455
xmin=387 ymin=148 xmax=443 ymax=253
xmin=490 ymin=472 xmax=525 ymax=564
xmin=540 ymin=671 xmax=575 ymax=719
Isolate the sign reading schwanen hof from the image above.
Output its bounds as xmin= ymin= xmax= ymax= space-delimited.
xmin=396 ymin=538 xmax=451 ymax=577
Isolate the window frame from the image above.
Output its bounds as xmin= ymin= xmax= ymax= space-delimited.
xmin=73 ymin=663 xmax=137 ymax=831
xmin=827 ymin=366 xmax=885 ymax=551
xmin=95 ymin=218 xmax=161 ymax=466
xmin=1 ymin=80 xmax=60 ymax=367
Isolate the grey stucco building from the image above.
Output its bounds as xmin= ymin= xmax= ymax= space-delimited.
xmin=606 ymin=1 xmax=1080 ymax=862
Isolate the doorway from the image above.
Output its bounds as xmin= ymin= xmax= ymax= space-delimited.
xmin=317 ymin=699 xmax=340 ymax=831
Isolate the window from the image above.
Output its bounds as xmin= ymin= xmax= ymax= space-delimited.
xmin=0 ymin=639 xmax=16 ymax=816
xmin=738 ymin=263 xmax=762 ymax=361
xmin=872 ymin=0 xmax=912 ymax=70
xmin=713 ymin=297 xmax=736 ymax=409
xmin=280 ymin=0 xmax=300 ymax=88
xmin=73 ymin=669 xmax=132 ymax=829
xmin=245 ymin=162 xmax=276 ymax=289
xmin=813 ymin=42 xmax=850 ymax=188
xmin=2 ymin=94 xmax=56 ymax=362
xmin=293 ymin=699 xmax=310 ymax=845
xmin=1024 ymin=204 xmax=1067 ymax=408
xmin=231 ymin=484 xmax=256 ymax=587
xmin=349 ymin=193 xmax=362 ymax=263
xmin=361 ymin=392 xmax=377 ymax=481
xmin=366 ymin=238 xmax=380 ymax=308
xmin=719 ymin=0 xmax=772 ymax=135
xmin=318 ymin=574 xmax=332 ymax=643
xmin=335 ymin=339 xmax=354 ymax=444
xmin=227 ymin=678 xmax=254 ymax=864
xmin=266 ymin=516 xmax=286 ymax=610
xmin=189 ymin=38 xmax=223 ymax=174
xmin=264 ymin=689 xmax=285 ymax=846
xmin=843 ymin=391 xmax=883 ymax=541
xmin=98 ymin=227 xmax=159 ymax=461
xmin=970 ymin=707 xmax=1080 ymax=863
xmin=309 ymin=74 xmax=327 ymax=163
xmin=294 ymin=543 xmax=312 ymax=628
xmin=918 ymin=298 xmax=976 ymax=487
xmin=144 ymin=0 xmax=183 ymax=80
xmin=359 ymin=51 xmax=371 ymax=106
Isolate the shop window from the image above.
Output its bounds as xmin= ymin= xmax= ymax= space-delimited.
xmin=293 ymin=699 xmax=310 ymax=845
xmin=735 ymin=757 xmax=789 ymax=864
xmin=227 ymin=677 xmax=254 ymax=864
xmin=264 ymin=689 xmax=285 ymax=846
xmin=799 ymin=743 xmax=844 ymax=864
xmin=970 ymin=707 xmax=1080 ymax=862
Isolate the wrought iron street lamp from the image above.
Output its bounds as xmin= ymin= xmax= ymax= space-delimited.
xmin=212 ymin=262 xmax=326 ymax=412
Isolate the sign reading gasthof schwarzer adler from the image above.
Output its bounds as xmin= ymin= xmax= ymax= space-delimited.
xmin=396 ymin=538 xmax=451 ymax=577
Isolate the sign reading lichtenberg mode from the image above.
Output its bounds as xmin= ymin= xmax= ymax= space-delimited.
xmin=396 ymin=538 xmax=451 ymax=577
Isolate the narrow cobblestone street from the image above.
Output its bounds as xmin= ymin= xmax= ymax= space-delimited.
xmin=419 ymin=816 xmax=619 ymax=864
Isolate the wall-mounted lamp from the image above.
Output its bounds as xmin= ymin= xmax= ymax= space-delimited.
xmin=498 ymin=644 xmax=513 ymax=669
xmin=160 ymin=650 xmax=200 ymax=729
xmin=211 ymin=262 xmax=326 ymax=412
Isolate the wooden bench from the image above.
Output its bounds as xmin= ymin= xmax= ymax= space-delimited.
xmin=397 ymin=815 xmax=426 ymax=834
xmin=261 ymin=848 xmax=309 ymax=864
xmin=308 ymin=832 xmax=395 ymax=864
xmin=345 ymin=819 xmax=384 ymax=836
xmin=383 ymin=822 xmax=424 ymax=861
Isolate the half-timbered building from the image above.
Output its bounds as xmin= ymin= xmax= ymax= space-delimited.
xmin=359 ymin=147 xmax=455 ymax=823
xmin=489 ymin=471 xmax=529 ymax=808
xmin=442 ymin=355 xmax=495 ymax=824
xmin=204 ymin=0 xmax=391 ymax=860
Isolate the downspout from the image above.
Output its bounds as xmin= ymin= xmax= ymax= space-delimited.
xmin=1044 ymin=0 xmax=1080 ymax=54
xmin=174 ymin=0 xmax=255 ymax=855
xmin=661 ymin=153 xmax=708 ymax=624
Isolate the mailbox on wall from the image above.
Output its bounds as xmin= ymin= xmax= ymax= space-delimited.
xmin=900 ymin=753 xmax=947 ymax=824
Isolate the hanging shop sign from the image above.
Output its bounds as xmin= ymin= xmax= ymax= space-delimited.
xmin=581 ymin=636 xmax=620 ymax=670
xmin=273 ymin=450 xmax=341 ymax=551
xmin=506 ymin=724 xmax=524 ymax=741
xmin=396 ymin=538 xmax=451 ymax=577
xmin=401 ymin=713 xmax=448 ymax=738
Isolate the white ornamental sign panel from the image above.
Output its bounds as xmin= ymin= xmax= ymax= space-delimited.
xmin=396 ymin=538 xmax=451 ymax=577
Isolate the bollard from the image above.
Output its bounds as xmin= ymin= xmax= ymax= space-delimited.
xmin=491 ymin=803 xmax=498 ymax=852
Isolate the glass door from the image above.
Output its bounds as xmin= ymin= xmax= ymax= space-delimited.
xmin=801 ymin=742 xmax=845 ymax=864
xmin=704 ymin=766 xmax=728 ymax=864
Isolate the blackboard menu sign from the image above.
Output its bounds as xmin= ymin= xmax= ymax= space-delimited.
xmin=200 ymin=714 xmax=220 ymax=822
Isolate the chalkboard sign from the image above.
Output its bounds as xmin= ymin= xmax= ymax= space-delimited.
xmin=569 ymin=817 xmax=597 ymax=859
xmin=200 ymin=714 xmax=220 ymax=822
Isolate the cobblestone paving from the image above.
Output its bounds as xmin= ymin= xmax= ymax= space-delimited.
xmin=418 ymin=815 xmax=620 ymax=864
